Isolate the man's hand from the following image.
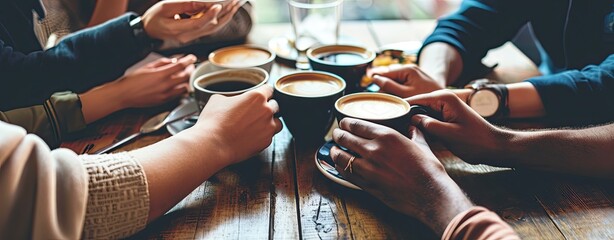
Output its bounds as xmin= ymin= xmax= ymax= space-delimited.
xmin=371 ymin=64 xmax=444 ymax=98
xmin=407 ymin=90 xmax=512 ymax=166
xmin=330 ymin=118 xmax=473 ymax=236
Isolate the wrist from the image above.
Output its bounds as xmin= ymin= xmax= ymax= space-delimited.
xmin=179 ymin=125 xmax=234 ymax=170
xmin=130 ymin=15 xmax=162 ymax=51
xmin=493 ymin=129 xmax=530 ymax=167
xmin=451 ymin=89 xmax=473 ymax=103
xmin=416 ymin=175 xmax=473 ymax=236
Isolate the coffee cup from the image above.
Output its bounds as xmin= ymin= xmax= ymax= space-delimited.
xmin=335 ymin=92 xmax=432 ymax=134
xmin=307 ymin=44 xmax=376 ymax=93
xmin=208 ymin=44 xmax=276 ymax=73
xmin=193 ymin=68 xmax=269 ymax=110
xmin=274 ymin=71 xmax=346 ymax=144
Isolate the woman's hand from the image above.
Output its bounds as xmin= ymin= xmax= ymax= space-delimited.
xmin=141 ymin=1 xmax=223 ymax=45
xmin=114 ymin=55 xmax=196 ymax=108
xmin=190 ymin=85 xmax=283 ymax=165
xmin=371 ymin=64 xmax=444 ymax=98
xmin=330 ymin=118 xmax=473 ymax=235
xmin=189 ymin=0 xmax=244 ymax=38
xmin=79 ymin=55 xmax=196 ymax=123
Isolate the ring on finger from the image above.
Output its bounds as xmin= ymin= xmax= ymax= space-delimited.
xmin=344 ymin=155 xmax=356 ymax=173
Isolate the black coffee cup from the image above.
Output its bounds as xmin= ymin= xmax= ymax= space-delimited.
xmin=334 ymin=92 xmax=433 ymax=134
xmin=274 ymin=71 xmax=346 ymax=144
xmin=193 ymin=68 xmax=269 ymax=110
xmin=307 ymin=45 xmax=376 ymax=93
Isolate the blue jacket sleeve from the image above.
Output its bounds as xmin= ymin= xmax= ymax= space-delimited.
xmin=526 ymin=54 xmax=614 ymax=126
xmin=419 ymin=0 xmax=535 ymax=85
xmin=0 ymin=13 xmax=150 ymax=110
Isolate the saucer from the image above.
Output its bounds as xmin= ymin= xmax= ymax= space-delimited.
xmin=167 ymin=98 xmax=200 ymax=135
xmin=315 ymin=141 xmax=362 ymax=190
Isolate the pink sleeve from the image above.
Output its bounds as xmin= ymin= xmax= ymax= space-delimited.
xmin=442 ymin=206 xmax=520 ymax=240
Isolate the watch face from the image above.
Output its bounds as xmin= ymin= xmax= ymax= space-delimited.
xmin=469 ymin=90 xmax=499 ymax=117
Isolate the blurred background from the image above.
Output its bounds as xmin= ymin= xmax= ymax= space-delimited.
xmin=253 ymin=0 xmax=461 ymax=23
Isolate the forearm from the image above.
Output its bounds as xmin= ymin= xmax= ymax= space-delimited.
xmin=130 ymin=128 xmax=228 ymax=221
xmin=88 ymin=0 xmax=129 ymax=27
xmin=418 ymin=42 xmax=464 ymax=86
xmin=452 ymin=82 xmax=546 ymax=118
xmin=501 ymin=124 xmax=614 ymax=178
xmin=79 ymin=81 xmax=125 ymax=124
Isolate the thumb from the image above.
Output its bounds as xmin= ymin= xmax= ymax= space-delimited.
xmin=372 ymin=75 xmax=411 ymax=97
xmin=411 ymin=114 xmax=451 ymax=138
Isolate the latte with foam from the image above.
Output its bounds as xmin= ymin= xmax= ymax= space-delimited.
xmin=277 ymin=79 xmax=342 ymax=97
xmin=211 ymin=47 xmax=272 ymax=67
xmin=336 ymin=93 xmax=410 ymax=120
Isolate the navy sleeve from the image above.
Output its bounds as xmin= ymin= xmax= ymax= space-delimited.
xmin=526 ymin=54 xmax=614 ymax=126
xmin=0 ymin=13 xmax=150 ymax=110
xmin=419 ymin=0 xmax=535 ymax=85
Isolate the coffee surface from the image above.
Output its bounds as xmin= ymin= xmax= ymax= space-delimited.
xmin=278 ymin=79 xmax=341 ymax=97
xmin=203 ymin=80 xmax=255 ymax=92
xmin=339 ymin=98 xmax=407 ymax=119
xmin=214 ymin=48 xmax=270 ymax=67
xmin=318 ymin=52 xmax=367 ymax=65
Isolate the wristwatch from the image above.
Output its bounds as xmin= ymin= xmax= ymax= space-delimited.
xmin=464 ymin=79 xmax=509 ymax=118
xmin=129 ymin=15 xmax=162 ymax=50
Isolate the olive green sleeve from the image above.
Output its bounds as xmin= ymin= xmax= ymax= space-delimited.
xmin=0 ymin=92 xmax=87 ymax=148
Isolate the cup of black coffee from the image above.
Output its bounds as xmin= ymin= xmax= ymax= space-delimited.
xmin=307 ymin=45 xmax=376 ymax=93
xmin=335 ymin=92 xmax=431 ymax=134
xmin=274 ymin=71 xmax=346 ymax=144
xmin=193 ymin=68 xmax=269 ymax=110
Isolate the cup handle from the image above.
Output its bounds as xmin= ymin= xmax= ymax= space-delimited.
xmin=408 ymin=105 xmax=443 ymax=121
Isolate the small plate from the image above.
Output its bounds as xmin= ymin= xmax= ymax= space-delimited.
xmin=167 ymin=98 xmax=200 ymax=135
xmin=315 ymin=141 xmax=362 ymax=190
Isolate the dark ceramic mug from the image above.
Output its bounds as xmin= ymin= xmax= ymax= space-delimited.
xmin=274 ymin=71 xmax=346 ymax=145
xmin=334 ymin=92 xmax=434 ymax=134
xmin=307 ymin=44 xmax=376 ymax=93
xmin=193 ymin=68 xmax=269 ymax=111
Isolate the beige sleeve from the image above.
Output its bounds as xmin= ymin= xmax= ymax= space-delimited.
xmin=442 ymin=206 xmax=520 ymax=240
xmin=0 ymin=121 xmax=88 ymax=239
xmin=0 ymin=121 xmax=150 ymax=239
xmin=79 ymin=153 xmax=150 ymax=239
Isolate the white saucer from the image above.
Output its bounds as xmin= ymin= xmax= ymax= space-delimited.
xmin=314 ymin=141 xmax=362 ymax=190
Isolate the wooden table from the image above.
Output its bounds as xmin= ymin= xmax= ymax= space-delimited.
xmin=62 ymin=20 xmax=614 ymax=239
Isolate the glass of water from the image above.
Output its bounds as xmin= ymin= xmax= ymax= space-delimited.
xmin=288 ymin=0 xmax=343 ymax=69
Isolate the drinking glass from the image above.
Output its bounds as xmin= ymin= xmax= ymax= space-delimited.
xmin=288 ymin=0 xmax=343 ymax=69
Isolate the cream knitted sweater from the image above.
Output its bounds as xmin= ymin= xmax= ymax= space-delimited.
xmin=0 ymin=121 xmax=149 ymax=239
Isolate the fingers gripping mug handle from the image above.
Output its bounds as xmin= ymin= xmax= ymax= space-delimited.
xmin=408 ymin=105 xmax=443 ymax=121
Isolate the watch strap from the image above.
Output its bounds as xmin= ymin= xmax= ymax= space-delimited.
xmin=129 ymin=16 xmax=162 ymax=51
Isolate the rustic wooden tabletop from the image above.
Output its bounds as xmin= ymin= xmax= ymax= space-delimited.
xmin=61 ymin=20 xmax=614 ymax=239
